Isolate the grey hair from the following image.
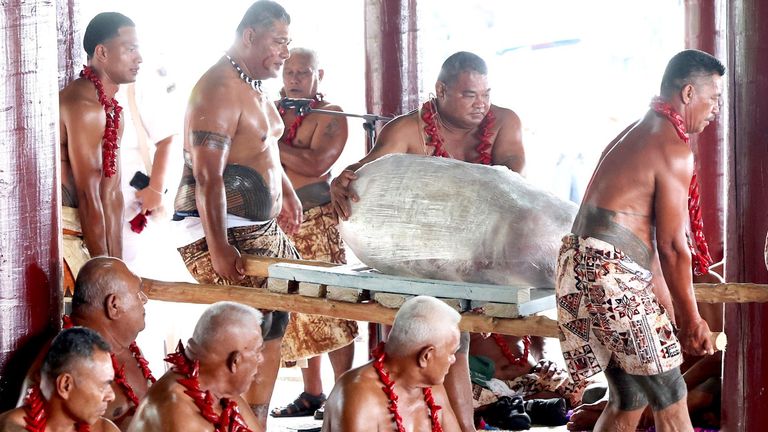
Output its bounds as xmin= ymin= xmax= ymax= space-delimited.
xmin=192 ymin=301 xmax=263 ymax=350
xmin=385 ymin=296 xmax=461 ymax=356
xmin=289 ymin=47 xmax=320 ymax=69
xmin=437 ymin=51 xmax=488 ymax=86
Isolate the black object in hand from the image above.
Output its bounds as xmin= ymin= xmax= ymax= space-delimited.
xmin=129 ymin=171 xmax=150 ymax=190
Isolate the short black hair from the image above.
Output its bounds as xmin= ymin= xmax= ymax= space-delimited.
xmin=41 ymin=327 xmax=111 ymax=382
xmin=83 ymin=12 xmax=135 ymax=59
xmin=236 ymin=1 xmax=291 ymax=36
xmin=437 ymin=51 xmax=488 ymax=86
xmin=660 ymin=49 xmax=725 ymax=97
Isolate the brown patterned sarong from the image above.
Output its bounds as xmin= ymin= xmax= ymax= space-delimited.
xmin=556 ymin=234 xmax=682 ymax=384
xmin=177 ymin=219 xmax=299 ymax=340
xmin=178 ymin=219 xmax=299 ymax=287
xmin=280 ymin=203 xmax=358 ymax=361
xmin=62 ymin=206 xmax=90 ymax=295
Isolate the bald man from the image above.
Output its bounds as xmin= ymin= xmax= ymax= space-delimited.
xmin=127 ymin=302 xmax=264 ymax=431
xmin=18 ymin=257 xmax=152 ymax=430
xmin=323 ymin=296 xmax=461 ymax=432
xmin=0 ymin=327 xmax=119 ymax=432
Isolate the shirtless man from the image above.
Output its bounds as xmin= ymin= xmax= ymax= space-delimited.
xmin=556 ymin=49 xmax=722 ymax=431
xmin=127 ymin=302 xmax=264 ymax=432
xmin=330 ymin=51 xmax=525 ymax=431
xmin=323 ymin=296 xmax=461 ymax=432
xmin=60 ymin=12 xmax=142 ymax=293
xmin=18 ymin=257 xmax=151 ymax=430
xmin=172 ymin=1 xmax=298 ymax=427
xmin=0 ymin=328 xmax=119 ymax=432
xmin=270 ymin=47 xmax=357 ymax=419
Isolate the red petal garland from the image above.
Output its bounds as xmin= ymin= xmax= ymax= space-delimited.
xmin=650 ymin=97 xmax=714 ymax=275
xmin=79 ymin=66 xmax=121 ymax=178
xmin=371 ymin=342 xmax=444 ymax=432
xmin=491 ymin=334 xmax=531 ymax=367
xmin=23 ymin=385 xmax=90 ymax=432
xmin=165 ymin=342 xmax=253 ymax=432
xmin=420 ymin=99 xmax=496 ymax=165
xmin=278 ymin=93 xmax=323 ymax=146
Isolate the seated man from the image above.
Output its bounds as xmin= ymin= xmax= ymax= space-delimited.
xmin=127 ymin=301 xmax=264 ymax=431
xmin=0 ymin=327 xmax=119 ymax=432
xmin=323 ymin=296 xmax=461 ymax=432
xmin=470 ymin=334 xmax=588 ymax=409
xmin=19 ymin=257 xmax=153 ymax=429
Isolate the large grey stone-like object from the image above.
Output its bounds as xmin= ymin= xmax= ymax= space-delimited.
xmin=338 ymin=154 xmax=578 ymax=288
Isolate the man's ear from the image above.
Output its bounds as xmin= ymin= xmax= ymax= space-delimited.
xmin=436 ymin=82 xmax=447 ymax=99
xmin=56 ymin=373 xmax=74 ymax=399
xmin=417 ymin=345 xmax=436 ymax=368
xmin=242 ymin=27 xmax=257 ymax=48
xmin=227 ymin=351 xmax=242 ymax=373
xmin=681 ymin=83 xmax=695 ymax=105
xmin=318 ymin=68 xmax=325 ymax=82
xmin=104 ymin=293 xmax=120 ymax=320
xmin=93 ymin=43 xmax=109 ymax=65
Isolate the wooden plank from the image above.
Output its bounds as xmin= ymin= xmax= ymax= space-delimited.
xmin=141 ymin=278 xmax=559 ymax=337
xmin=694 ymin=283 xmax=768 ymax=303
xmin=242 ymin=255 xmax=337 ymax=278
xmin=268 ymin=262 xmax=532 ymax=304
xmin=297 ymin=282 xmax=326 ymax=298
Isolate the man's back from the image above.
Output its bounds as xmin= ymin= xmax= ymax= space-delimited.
xmin=324 ymin=364 xmax=459 ymax=432
xmin=128 ymin=371 xmax=262 ymax=432
xmin=572 ymin=113 xmax=692 ymax=267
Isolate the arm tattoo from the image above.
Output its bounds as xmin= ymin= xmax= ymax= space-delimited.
xmin=191 ymin=130 xmax=232 ymax=150
xmin=322 ymin=118 xmax=340 ymax=138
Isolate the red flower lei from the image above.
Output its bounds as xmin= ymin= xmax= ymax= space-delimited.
xmin=420 ymin=99 xmax=496 ymax=165
xmin=23 ymin=385 xmax=90 ymax=432
xmin=165 ymin=342 xmax=252 ymax=432
xmin=79 ymin=66 xmax=122 ymax=178
xmin=650 ymin=97 xmax=714 ymax=275
xmin=491 ymin=334 xmax=531 ymax=366
xmin=278 ymin=93 xmax=323 ymax=146
xmin=371 ymin=343 xmax=443 ymax=432
xmin=61 ymin=315 xmax=155 ymax=421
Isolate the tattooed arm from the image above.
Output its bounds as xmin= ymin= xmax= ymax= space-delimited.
xmin=187 ymin=83 xmax=244 ymax=281
xmin=278 ymin=103 xmax=348 ymax=177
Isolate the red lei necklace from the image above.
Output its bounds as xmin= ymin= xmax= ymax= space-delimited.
xmin=650 ymin=97 xmax=714 ymax=275
xmin=278 ymin=93 xmax=323 ymax=146
xmin=371 ymin=343 xmax=443 ymax=432
xmin=23 ymin=385 xmax=90 ymax=432
xmin=491 ymin=334 xmax=531 ymax=366
xmin=62 ymin=315 xmax=155 ymax=421
xmin=165 ymin=342 xmax=252 ymax=432
xmin=79 ymin=66 xmax=122 ymax=178
xmin=421 ymin=99 xmax=496 ymax=165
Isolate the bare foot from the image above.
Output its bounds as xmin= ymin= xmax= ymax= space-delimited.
xmin=567 ymin=400 xmax=607 ymax=431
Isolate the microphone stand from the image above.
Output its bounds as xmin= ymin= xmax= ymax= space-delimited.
xmin=299 ymin=106 xmax=392 ymax=148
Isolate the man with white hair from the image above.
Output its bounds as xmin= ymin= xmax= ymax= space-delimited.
xmin=322 ymin=296 xmax=462 ymax=431
xmin=127 ymin=302 xmax=265 ymax=431
xmin=0 ymin=327 xmax=119 ymax=431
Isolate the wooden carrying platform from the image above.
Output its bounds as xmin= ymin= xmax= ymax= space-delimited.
xmin=143 ymin=255 xmax=768 ymax=338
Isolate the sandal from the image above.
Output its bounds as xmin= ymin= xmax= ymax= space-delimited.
xmin=270 ymin=392 xmax=327 ymax=417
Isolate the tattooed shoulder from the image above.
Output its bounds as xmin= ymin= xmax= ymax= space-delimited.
xmin=192 ymin=131 xmax=232 ymax=150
